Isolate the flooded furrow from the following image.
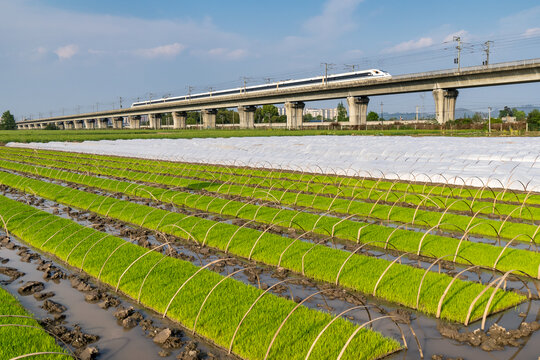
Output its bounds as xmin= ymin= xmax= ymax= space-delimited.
xmin=3 ymin=182 xmax=540 ymax=359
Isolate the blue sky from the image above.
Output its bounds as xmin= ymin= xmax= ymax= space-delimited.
xmin=2 ymin=0 xmax=540 ymax=120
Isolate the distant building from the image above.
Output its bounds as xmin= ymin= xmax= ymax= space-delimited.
xmin=501 ymin=116 xmax=517 ymax=123
xmin=277 ymin=107 xmax=337 ymax=120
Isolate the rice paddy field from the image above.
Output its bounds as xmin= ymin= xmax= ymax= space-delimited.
xmin=0 ymin=135 xmax=539 ymax=360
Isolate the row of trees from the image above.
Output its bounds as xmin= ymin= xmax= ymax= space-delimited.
xmin=447 ymin=108 xmax=540 ymax=128
xmin=0 ymin=111 xmax=16 ymax=130
xmin=5 ymin=105 xmax=540 ymax=130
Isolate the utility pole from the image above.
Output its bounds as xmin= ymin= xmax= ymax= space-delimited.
xmin=119 ymin=97 xmax=123 ymax=109
xmin=321 ymin=62 xmax=335 ymax=85
xmin=416 ymin=106 xmax=419 ymax=122
xmin=186 ymin=86 xmax=194 ymax=100
xmin=344 ymin=64 xmax=358 ymax=72
xmin=240 ymin=77 xmax=251 ymax=93
xmin=488 ymin=106 xmax=492 ymax=134
xmin=453 ymin=36 xmax=462 ymax=72
xmin=483 ymin=41 xmax=493 ymax=67
xmin=380 ymin=102 xmax=384 ymax=126
xmin=208 ymin=87 xmax=214 ymax=97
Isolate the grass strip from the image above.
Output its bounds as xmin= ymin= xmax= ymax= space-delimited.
xmin=0 ymin=195 xmax=401 ymax=360
xmin=0 ymin=169 xmax=526 ymax=323
xmin=1 ymin=128 xmax=489 ymax=144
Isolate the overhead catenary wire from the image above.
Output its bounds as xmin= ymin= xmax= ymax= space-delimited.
xmin=30 ymin=31 xmax=540 ymax=120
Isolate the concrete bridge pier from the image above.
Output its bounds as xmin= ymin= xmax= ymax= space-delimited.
xmin=202 ymin=109 xmax=217 ymax=129
xmin=238 ymin=106 xmax=256 ymax=129
xmin=129 ymin=115 xmax=140 ymax=129
xmin=96 ymin=118 xmax=107 ymax=129
xmin=84 ymin=119 xmax=93 ymax=129
xmin=433 ymin=88 xmax=459 ymax=124
xmin=113 ymin=117 xmax=123 ymax=129
xmin=149 ymin=114 xmax=161 ymax=129
xmin=347 ymin=96 xmax=370 ymax=127
xmin=444 ymin=89 xmax=459 ymax=123
xmin=64 ymin=121 xmax=74 ymax=130
xmin=172 ymin=111 xmax=187 ymax=129
xmin=74 ymin=120 xmax=83 ymax=129
xmin=57 ymin=122 xmax=65 ymax=130
xmin=285 ymin=101 xmax=305 ymax=129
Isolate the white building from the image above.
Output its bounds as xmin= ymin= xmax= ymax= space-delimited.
xmin=277 ymin=107 xmax=337 ymax=120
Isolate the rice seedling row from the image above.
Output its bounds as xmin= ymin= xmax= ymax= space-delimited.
xmin=2 ymin=147 xmax=539 ymax=216
xmin=0 ymin=286 xmax=73 ymax=359
xmin=0 ymin=194 xmax=405 ymax=360
xmin=5 ymin=149 xmax=540 ymax=227
xmin=1 ymin=154 xmax=538 ymax=244
xmin=0 ymin=168 xmax=527 ymax=325
xmin=3 ymin=146 xmax=538 ymax=205
xmin=2 ymin=159 xmax=540 ymax=282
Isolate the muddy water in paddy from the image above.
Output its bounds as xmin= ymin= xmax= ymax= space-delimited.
xmin=0 ymin=237 xmax=232 ymax=360
xmin=2 ymin=188 xmax=540 ymax=359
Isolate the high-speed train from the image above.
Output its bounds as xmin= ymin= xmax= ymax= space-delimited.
xmin=131 ymin=69 xmax=391 ymax=107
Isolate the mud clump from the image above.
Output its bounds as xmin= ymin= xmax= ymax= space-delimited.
xmin=122 ymin=316 xmax=139 ymax=329
xmin=18 ymin=280 xmax=45 ymax=296
xmin=271 ymin=267 xmax=289 ymax=280
xmin=70 ymin=275 xmax=120 ymax=308
xmin=42 ymin=319 xmax=100 ymax=349
xmin=84 ymin=291 xmax=102 ymax=303
xmin=177 ymin=341 xmax=201 ymax=360
xmin=17 ymin=247 xmax=40 ymax=263
xmin=114 ymin=306 xmax=144 ymax=329
xmin=37 ymin=260 xmax=66 ymax=281
xmin=0 ymin=266 xmax=24 ymax=284
xmin=34 ymin=291 xmax=55 ymax=301
xmin=387 ymin=308 xmax=413 ymax=324
xmin=113 ymin=306 xmax=134 ymax=320
xmin=78 ymin=346 xmax=99 ymax=360
xmin=431 ymin=355 xmax=464 ymax=360
xmin=438 ymin=321 xmax=540 ymax=351
xmin=244 ymin=268 xmax=263 ymax=284
xmin=42 ymin=299 xmax=67 ymax=314
xmin=153 ymin=327 xmax=184 ymax=349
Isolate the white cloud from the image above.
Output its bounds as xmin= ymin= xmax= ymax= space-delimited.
xmin=0 ymin=2 xmax=248 ymax=64
xmin=382 ymin=37 xmax=433 ymax=54
xmin=36 ymin=46 xmax=47 ymax=55
xmin=54 ymin=44 xmax=78 ymax=60
xmin=303 ymin=0 xmax=363 ymax=38
xmin=499 ymin=6 xmax=540 ymax=32
xmin=344 ymin=49 xmax=363 ymax=57
xmin=523 ymin=27 xmax=540 ymax=37
xmin=443 ymin=30 xmax=468 ymax=42
xmin=134 ymin=43 xmax=185 ymax=59
xmin=206 ymin=47 xmax=247 ymax=60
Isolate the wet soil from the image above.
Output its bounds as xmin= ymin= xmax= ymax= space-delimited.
xmin=0 ymin=235 xmax=233 ymax=360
